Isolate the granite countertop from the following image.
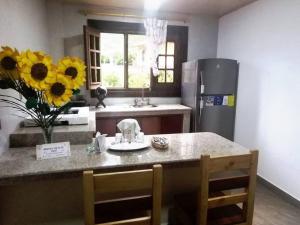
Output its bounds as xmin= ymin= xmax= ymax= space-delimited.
xmin=9 ymin=104 xmax=192 ymax=147
xmin=93 ymin=104 xmax=192 ymax=117
xmin=0 ymin=132 xmax=249 ymax=184
xmin=12 ymin=104 xmax=191 ymax=134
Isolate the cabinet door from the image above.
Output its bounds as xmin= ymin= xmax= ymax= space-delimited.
xmin=161 ymin=115 xmax=183 ymax=134
xmin=141 ymin=116 xmax=161 ymax=135
xmin=96 ymin=118 xmax=117 ymax=136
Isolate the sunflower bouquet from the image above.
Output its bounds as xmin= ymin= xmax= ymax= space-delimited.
xmin=0 ymin=46 xmax=86 ymax=143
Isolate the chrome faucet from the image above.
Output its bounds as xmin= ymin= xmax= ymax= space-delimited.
xmin=134 ymin=84 xmax=150 ymax=106
xmin=141 ymin=86 xmax=145 ymax=102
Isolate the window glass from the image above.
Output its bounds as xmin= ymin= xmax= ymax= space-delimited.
xmin=100 ymin=33 xmax=125 ymax=88
xmin=159 ymin=43 xmax=166 ymax=55
xmin=128 ymin=34 xmax=150 ymax=88
xmin=158 ymin=70 xmax=165 ymax=83
xmin=166 ymin=56 xmax=174 ymax=69
xmin=166 ymin=70 xmax=174 ymax=83
xmin=167 ymin=42 xmax=175 ymax=55
xmin=158 ymin=56 xmax=166 ymax=69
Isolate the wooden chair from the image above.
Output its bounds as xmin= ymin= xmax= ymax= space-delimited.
xmin=171 ymin=150 xmax=258 ymax=225
xmin=83 ymin=164 xmax=162 ymax=225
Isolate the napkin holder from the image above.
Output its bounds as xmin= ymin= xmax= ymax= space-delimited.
xmin=95 ymin=132 xmax=107 ymax=152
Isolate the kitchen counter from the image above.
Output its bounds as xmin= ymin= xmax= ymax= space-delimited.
xmin=94 ymin=104 xmax=192 ymax=134
xmin=9 ymin=104 xmax=191 ymax=147
xmin=93 ymin=104 xmax=191 ymax=117
xmin=9 ymin=110 xmax=97 ymax=147
xmin=0 ymin=132 xmax=249 ymax=185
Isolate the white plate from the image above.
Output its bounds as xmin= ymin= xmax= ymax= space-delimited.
xmin=109 ymin=142 xmax=150 ymax=151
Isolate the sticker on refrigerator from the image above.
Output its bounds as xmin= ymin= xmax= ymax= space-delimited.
xmin=228 ymin=95 xmax=235 ymax=107
xmin=222 ymin=95 xmax=235 ymax=106
xmin=222 ymin=96 xmax=228 ymax=106
xmin=205 ymin=96 xmax=214 ymax=106
xmin=214 ymin=96 xmax=223 ymax=105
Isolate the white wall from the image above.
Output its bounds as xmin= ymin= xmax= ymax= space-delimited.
xmin=217 ymin=0 xmax=300 ymax=200
xmin=0 ymin=0 xmax=49 ymax=154
xmin=188 ymin=15 xmax=218 ymax=61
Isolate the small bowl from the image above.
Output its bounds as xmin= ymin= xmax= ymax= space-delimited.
xmin=151 ymin=137 xmax=168 ymax=150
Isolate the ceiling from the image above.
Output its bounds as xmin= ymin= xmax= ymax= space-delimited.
xmin=63 ymin=0 xmax=256 ymax=17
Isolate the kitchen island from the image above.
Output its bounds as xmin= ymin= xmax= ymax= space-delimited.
xmin=0 ymin=132 xmax=248 ymax=184
xmin=0 ymin=132 xmax=250 ymax=225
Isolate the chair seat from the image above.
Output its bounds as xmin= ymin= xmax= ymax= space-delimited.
xmin=174 ymin=192 xmax=245 ymax=225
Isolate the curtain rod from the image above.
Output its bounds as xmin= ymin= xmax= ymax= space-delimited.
xmin=79 ymin=9 xmax=189 ymax=24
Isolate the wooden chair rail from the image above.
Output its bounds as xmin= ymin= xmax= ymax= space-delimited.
xmin=95 ymin=189 xmax=152 ymax=202
xmin=95 ymin=195 xmax=152 ymax=205
xmin=94 ymin=170 xmax=153 ymax=197
xmin=208 ymin=193 xmax=248 ymax=209
xmin=209 ymin=154 xmax=252 ymax=173
xmin=97 ymin=216 xmax=151 ymax=225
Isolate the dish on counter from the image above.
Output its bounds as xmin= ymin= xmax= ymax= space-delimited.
xmin=108 ymin=142 xmax=150 ymax=151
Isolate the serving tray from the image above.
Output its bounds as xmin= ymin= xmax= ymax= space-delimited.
xmin=108 ymin=142 xmax=150 ymax=151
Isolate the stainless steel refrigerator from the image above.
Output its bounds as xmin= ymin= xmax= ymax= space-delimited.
xmin=181 ymin=58 xmax=239 ymax=140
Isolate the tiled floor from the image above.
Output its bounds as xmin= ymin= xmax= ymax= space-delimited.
xmin=253 ymin=182 xmax=300 ymax=225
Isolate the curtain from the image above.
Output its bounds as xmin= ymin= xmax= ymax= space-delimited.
xmin=144 ymin=18 xmax=168 ymax=76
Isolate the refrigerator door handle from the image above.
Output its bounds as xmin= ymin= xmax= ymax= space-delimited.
xmin=199 ymin=97 xmax=204 ymax=124
xmin=200 ymin=71 xmax=205 ymax=94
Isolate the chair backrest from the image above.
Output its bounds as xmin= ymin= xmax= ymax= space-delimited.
xmin=83 ymin=164 xmax=162 ymax=225
xmin=197 ymin=150 xmax=259 ymax=225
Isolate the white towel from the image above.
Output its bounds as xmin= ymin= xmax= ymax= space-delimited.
xmin=117 ymin=119 xmax=141 ymax=135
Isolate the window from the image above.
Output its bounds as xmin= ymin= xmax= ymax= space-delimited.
xmin=100 ymin=33 xmax=125 ymax=88
xmin=84 ymin=20 xmax=188 ymax=97
xmin=158 ymin=41 xmax=175 ymax=83
xmin=128 ymin=34 xmax=150 ymax=88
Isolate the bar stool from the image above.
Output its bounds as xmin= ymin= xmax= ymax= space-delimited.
xmin=83 ymin=164 xmax=162 ymax=225
xmin=170 ymin=150 xmax=258 ymax=225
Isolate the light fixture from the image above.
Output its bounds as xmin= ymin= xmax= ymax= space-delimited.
xmin=144 ymin=0 xmax=165 ymax=11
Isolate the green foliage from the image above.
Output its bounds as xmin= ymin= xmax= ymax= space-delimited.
xmin=128 ymin=53 xmax=136 ymax=66
xmin=38 ymin=103 xmax=50 ymax=115
xmin=113 ymin=53 xmax=124 ymax=65
xmin=100 ymin=55 xmax=110 ymax=64
xmin=0 ymin=78 xmax=14 ymax=89
xmin=103 ymin=73 xmax=119 ymax=87
xmin=72 ymin=89 xmax=80 ymax=95
xmin=128 ymin=73 xmax=150 ymax=88
xmin=25 ymin=97 xmax=38 ymax=109
xmin=20 ymin=82 xmax=37 ymax=99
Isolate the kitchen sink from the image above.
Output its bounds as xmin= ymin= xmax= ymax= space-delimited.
xmin=131 ymin=104 xmax=158 ymax=108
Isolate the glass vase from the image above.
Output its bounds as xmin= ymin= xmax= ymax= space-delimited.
xmin=42 ymin=126 xmax=54 ymax=144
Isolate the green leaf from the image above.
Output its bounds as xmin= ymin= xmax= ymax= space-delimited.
xmin=51 ymin=102 xmax=71 ymax=115
xmin=25 ymin=97 xmax=38 ymax=109
xmin=72 ymin=89 xmax=80 ymax=95
xmin=20 ymin=82 xmax=37 ymax=99
xmin=0 ymin=79 xmax=14 ymax=89
xmin=38 ymin=103 xmax=51 ymax=115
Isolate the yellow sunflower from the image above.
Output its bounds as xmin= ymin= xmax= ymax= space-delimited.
xmin=57 ymin=56 xmax=86 ymax=89
xmin=0 ymin=46 xmax=19 ymax=79
xmin=44 ymin=74 xmax=73 ymax=107
xmin=17 ymin=50 xmax=55 ymax=90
